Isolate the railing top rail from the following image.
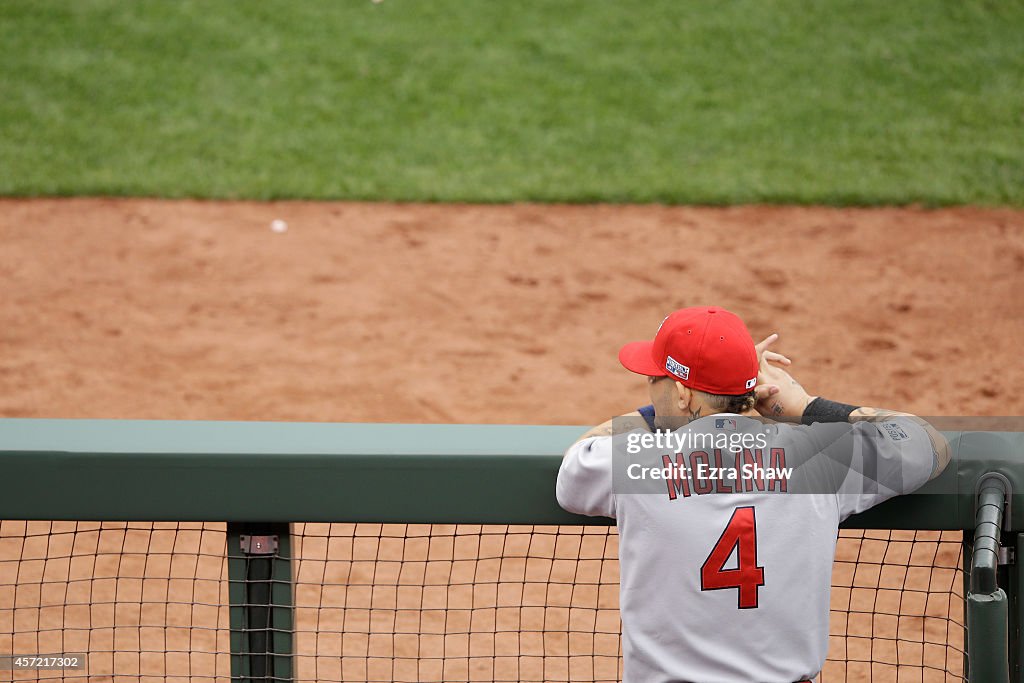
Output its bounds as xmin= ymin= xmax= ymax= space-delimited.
xmin=2 ymin=419 xmax=1022 ymax=529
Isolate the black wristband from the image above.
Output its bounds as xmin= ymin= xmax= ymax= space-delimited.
xmin=801 ymin=397 xmax=859 ymax=425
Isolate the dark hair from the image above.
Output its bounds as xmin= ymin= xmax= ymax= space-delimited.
xmin=695 ymin=389 xmax=757 ymax=414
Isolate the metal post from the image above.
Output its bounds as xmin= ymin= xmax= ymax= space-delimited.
xmin=1013 ymin=533 xmax=1023 ymax=683
xmin=964 ymin=536 xmax=973 ymax=681
xmin=228 ymin=522 xmax=293 ymax=682
xmin=967 ymin=474 xmax=1011 ymax=683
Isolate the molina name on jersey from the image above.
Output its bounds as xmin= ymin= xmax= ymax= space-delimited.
xmin=653 ymin=448 xmax=792 ymax=499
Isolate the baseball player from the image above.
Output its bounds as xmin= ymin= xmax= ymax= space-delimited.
xmin=556 ymin=306 xmax=950 ymax=683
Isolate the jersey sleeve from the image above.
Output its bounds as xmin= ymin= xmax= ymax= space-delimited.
xmin=556 ymin=436 xmax=616 ymax=519
xmin=832 ymin=417 xmax=938 ymax=521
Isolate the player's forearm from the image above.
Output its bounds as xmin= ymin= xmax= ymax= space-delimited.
xmin=803 ymin=399 xmax=903 ymax=424
xmin=574 ymin=418 xmax=617 ymax=444
xmin=847 ymin=406 xmax=952 ymax=478
xmin=804 ymin=401 xmax=952 ymax=480
xmin=571 ymin=411 xmax=647 ymax=446
xmin=757 ymin=362 xmax=950 ymax=479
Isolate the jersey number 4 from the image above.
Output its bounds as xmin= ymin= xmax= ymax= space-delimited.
xmin=700 ymin=506 xmax=765 ymax=609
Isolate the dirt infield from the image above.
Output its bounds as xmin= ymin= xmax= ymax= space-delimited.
xmin=1 ymin=199 xmax=1022 ymax=422
xmin=1 ymin=199 xmax=1022 ymax=682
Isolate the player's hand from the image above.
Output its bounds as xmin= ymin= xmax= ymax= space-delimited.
xmin=753 ymin=334 xmax=811 ymax=419
xmin=751 ymin=333 xmax=789 ymax=401
xmin=756 ymin=363 xmax=810 ymax=418
xmin=755 ymin=333 xmax=791 ymax=369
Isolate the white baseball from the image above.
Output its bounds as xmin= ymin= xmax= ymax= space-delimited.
xmin=270 ymin=219 xmax=288 ymax=233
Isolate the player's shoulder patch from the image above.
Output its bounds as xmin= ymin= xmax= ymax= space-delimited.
xmin=881 ymin=421 xmax=911 ymax=441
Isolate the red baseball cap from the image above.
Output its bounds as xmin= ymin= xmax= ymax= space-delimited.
xmin=618 ymin=307 xmax=758 ymax=395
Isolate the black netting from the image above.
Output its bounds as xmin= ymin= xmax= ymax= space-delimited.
xmin=0 ymin=522 xmax=965 ymax=682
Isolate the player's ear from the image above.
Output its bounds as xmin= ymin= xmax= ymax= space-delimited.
xmin=674 ymin=381 xmax=691 ymax=411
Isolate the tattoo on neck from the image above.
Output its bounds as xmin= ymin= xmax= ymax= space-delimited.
xmin=688 ymin=407 xmax=702 ymax=421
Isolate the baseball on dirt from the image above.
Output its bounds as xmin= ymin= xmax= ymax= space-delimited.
xmin=270 ymin=219 xmax=288 ymax=233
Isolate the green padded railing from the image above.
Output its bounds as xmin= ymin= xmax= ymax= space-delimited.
xmin=0 ymin=419 xmax=1022 ymax=529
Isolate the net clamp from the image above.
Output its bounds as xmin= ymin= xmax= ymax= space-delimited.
xmin=239 ymin=534 xmax=279 ymax=555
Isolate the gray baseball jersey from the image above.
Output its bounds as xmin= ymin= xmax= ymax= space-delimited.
xmin=556 ymin=414 xmax=937 ymax=683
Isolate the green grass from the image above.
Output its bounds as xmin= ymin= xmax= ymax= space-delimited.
xmin=0 ymin=0 xmax=1022 ymax=205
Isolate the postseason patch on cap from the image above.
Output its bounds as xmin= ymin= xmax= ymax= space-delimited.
xmin=665 ymin=355 xmax=689 ymax=380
